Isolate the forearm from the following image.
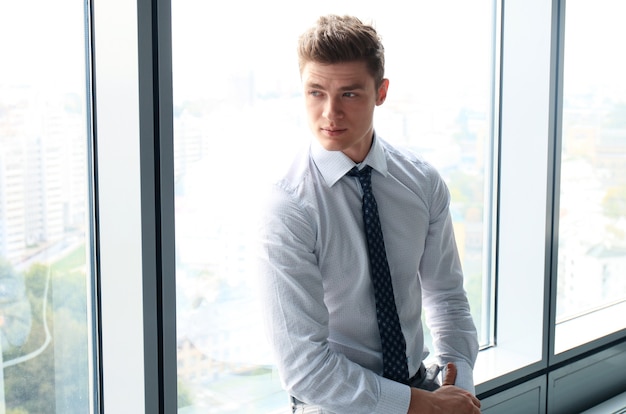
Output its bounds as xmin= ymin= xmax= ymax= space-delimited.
xmin=408 ymin=364 xmax=481 ymax=414
xmin=408 ymin=384 xmax=481 ymax=414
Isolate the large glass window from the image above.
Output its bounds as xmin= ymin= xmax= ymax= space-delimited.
xmin=172 ymin=1 xmax=497 ymax=411
xmin=0 ymin=1 xmax=95 ymax=412
xmin=555 ymin=0 xmax=626 ymax=353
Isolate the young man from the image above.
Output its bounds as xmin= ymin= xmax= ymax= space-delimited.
xmin=258 ymin=14 xmax=481 ymax=414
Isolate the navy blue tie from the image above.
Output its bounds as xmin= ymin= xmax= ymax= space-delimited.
xmin=348 ymin=166 xmax=409 ymax=384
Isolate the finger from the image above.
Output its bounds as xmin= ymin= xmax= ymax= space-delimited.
xmin=442 ymin=362 xmax=457 ymax=386
xmin=471 ymin=393 xmax=481 ymax=408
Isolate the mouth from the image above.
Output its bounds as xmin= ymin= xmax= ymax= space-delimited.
xmin=321 ymin=127 xmax=347 ymax=137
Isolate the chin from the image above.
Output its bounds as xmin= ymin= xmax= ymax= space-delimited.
xmin=319 ymin=140 xmax=347 ymax=153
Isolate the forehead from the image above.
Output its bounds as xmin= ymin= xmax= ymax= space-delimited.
xmin=301 ymin=60 xmax=375 ymax=88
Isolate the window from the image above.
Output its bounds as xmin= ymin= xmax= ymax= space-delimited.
xmin=0 ymin=1 xmax=96 ymax=413
xmin=85 ymin=0 xmax=626 ymax=412
xmin=171 ymin=0 xmax=497 ymax=411
xmin=473 ymin=0 xmax=554 ymax=388
xmin=554 ymin=0 xmax=626 ymax=354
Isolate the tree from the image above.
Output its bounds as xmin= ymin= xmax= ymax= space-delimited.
xmin=603 ymin=185 xmax=626 ymax=220
xmin=2 ymin=247 xmax=90 ymax=414
xmin=2 ymin=262 xmax=55 ymax=413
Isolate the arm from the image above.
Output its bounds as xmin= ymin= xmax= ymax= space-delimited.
xmin=420 ymin=172 xmax=479 ymax=393
xmin=257 ymin=185 xmax=410 ymax=414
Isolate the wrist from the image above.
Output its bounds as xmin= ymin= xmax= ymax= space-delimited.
xmin=408 ymin=388 xmax=435 ymax=414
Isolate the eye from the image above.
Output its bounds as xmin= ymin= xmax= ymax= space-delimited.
xmin=343 ymin=92 xmax=357 ymax=98
xmin=308 ymin=90 xmax=323 ymax=97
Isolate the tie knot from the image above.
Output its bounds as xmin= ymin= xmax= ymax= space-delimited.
xmin=347 ymin=165 xmax=373 ymax=181
xmin=347 ymin=165 xmax=373 ymax=196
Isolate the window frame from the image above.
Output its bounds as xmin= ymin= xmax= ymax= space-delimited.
xmin=92 ymin=0 xmax=626 ymax=412
xmin=475 ymin=0 xmax=557 ymax=392
xmin=548 ymin=0 xmax=626 ymax=365
xmin=92 ymin=0 xmax=177 ymax=412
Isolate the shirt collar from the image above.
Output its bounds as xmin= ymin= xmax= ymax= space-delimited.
xmin=311 ymin=132 xmax=389 ymax=187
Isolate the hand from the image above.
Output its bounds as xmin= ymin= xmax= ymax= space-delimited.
xmin=407 ymin=363 xmax=481 ymax=414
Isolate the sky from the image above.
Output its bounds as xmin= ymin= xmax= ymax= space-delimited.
xmin=2 ymin=0 xmax=625 ymax=100
xmin=170 ymin=0 xmax=494 ymax=103
xmin=0 ymin=1 xmax=87 ymax=94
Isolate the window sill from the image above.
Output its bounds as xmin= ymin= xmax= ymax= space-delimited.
xmin=474 ymin=345 xmax=542 ymax=394
xmin=555 ymin=300 xmax=626 ymax=355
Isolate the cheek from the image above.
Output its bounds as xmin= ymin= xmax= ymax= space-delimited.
xmin=305 ymin=101 xmax=321 ymax=118
xmin=354 ymin=103 xmax=375 ymax=120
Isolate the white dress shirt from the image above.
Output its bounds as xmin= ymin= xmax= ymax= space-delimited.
xmin=258 ymin=133 xmax=478 ymax=413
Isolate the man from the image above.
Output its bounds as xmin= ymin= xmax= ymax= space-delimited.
xmin=258 ymin=14 xmax=480 ymax=414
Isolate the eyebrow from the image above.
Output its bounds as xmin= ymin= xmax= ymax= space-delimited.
xmin=306 ymin=82 xmax=366 ymax=91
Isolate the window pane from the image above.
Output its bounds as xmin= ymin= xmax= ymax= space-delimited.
xmin=556 ymin=0 xmax=626 ymax=352
xmin=173 ymin=1 xmax=495 ymax=411
xmin=0 ymin=1 xmax=95 ymax=412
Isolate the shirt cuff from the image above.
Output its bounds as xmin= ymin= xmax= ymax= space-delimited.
xmin=375 ymin=377 xmax=411 ymax=413
xmin=443 ymin=360 xmax=475 ymax=394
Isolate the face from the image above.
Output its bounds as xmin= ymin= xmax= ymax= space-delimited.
xmin=301 ymin=60 xmax=389 ymax=162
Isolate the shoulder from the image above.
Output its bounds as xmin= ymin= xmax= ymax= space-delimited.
xmin=378 ymin=137 xmax=451 ymax=215
xmin=272 ymin=144 xmax=316 ymax=198
xmin=379 ymin=137 xmax=444 ymax=185
xmin=261 ymin=143 xmax=318 ymax=216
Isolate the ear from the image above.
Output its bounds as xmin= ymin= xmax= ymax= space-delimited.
xmin=376 ymin=79 xmax=389 ymax=106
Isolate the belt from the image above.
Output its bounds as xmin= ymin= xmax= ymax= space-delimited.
xmin=410 ymin=363 xmax=442 ymax=391
xmin=407 ymin=362 xmax=427 ymax=387
xmin=290 ymin=363 xmax=428 ymax=408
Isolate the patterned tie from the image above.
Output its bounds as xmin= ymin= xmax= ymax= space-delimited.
xmin=348 ymin=166 xmax=409 ymax=384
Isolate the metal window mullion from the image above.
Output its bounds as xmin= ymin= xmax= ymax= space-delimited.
xmin=546 ymin=0 xmax=566 ymax=366
xmin=137 ymin=0 xmax=177 ymax=412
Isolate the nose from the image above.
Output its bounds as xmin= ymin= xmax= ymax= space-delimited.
xmin=323 ymin=96 xmax=343 ymax=121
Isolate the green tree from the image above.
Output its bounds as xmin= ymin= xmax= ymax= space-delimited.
xmin=3 ymin=246 xmax=90 ymax=414
xmin=603 ymin=185 xmax=626 ymax=220
xmin=3 ymin=263 xmax=55 ymax=414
